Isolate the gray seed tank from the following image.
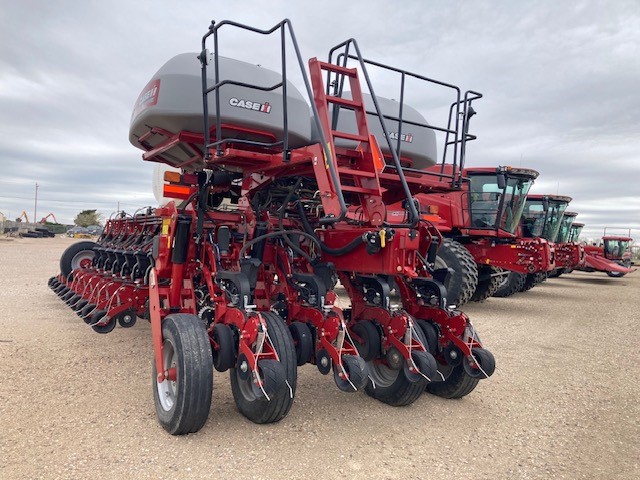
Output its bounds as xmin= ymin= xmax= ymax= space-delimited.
xmin=130 ymin=53 xmax=312 ymax=169
xmin=312 ymin=93 xmax=438 ymax=170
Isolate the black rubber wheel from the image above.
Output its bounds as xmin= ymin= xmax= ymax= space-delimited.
xmin=66 ymin=294 xmax=81 ymax=306
xmin=463 ymin=348 xmax=496 ymax=379
xmin=547 ymin=268 xmax=562 ymax=278
xmin=435 ymin=239 xmax=478 ymax=307
xmin=426 ymin=363 xmax=480 ymax=399
xmin=351 ymin=320 xmax=381 ymax=362
xmin=520 ymin=272 xmax=546 ymax=292
xmin=80 ymin=304 xmax=96 ymax=322
xmin=289 ymin=321 xmax=313 ymax=366
xmin=416 ymin=320 xmax=439 ymax=355
xmin=230 ymin=311 xmax=296 ymax=424
xmin=152 ymin=313 xmax=213 ymax=435
xmin=404 ymin=349 xmax=438 ymax=383
xmin=91 ymin=311 xmax=117 ymax=334
xmin=48 ymin=277 xmax=56 ymax=287
xmin=606 ymin=271 xmax=626 ymax=278
xmin=62 ymin=291 xmax=75 ymax=302
xmin=59 ymin=241 xmax=98 ymax=280
xmin=493 ymin=271 xmax=526 ymax=298
xmin=212 ymin=323 xmax=235 ymax=372
xmin=333 ymin=354 xmax=368 ymax=392
xmin=364 ymin=327 xmax=431 ymax=407
xmin=116 ymin=311 xmax=137 ymax=328
xmin=470 ymin=266 xmax=503 ymax=302
xmin=74 ymin=299 xmax=89 ymax=312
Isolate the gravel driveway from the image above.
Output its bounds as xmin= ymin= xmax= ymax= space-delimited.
xmin=1 ymin=237 xmax=638 ymax=479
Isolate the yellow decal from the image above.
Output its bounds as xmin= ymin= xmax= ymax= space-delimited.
xmin=162 ymin=218 xmax=170 ymax=235
xmin=324 ymin=143 xmax=332 ymax=170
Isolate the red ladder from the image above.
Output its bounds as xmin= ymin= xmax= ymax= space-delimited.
xmin=308 ymin=58 xmax=386 ymax=226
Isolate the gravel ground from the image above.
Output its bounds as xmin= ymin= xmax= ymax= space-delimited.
xmin=1 ymin=236 xmax=638 ymax=480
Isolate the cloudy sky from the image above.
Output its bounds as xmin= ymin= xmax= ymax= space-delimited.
xmin=1 ymin=0 xmax=638 ymax=240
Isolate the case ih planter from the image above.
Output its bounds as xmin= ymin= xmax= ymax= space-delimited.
xmin=49 ymin=19 xmax=495 ymax=435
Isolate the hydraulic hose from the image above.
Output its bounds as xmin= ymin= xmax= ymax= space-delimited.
xmin=239 ymin=229 xmax=322 ymax=259
xmin=296 ymin=202 xmax=365 ymax=256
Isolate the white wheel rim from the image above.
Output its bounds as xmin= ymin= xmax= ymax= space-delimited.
xmin=71 ymin=250 xmax=95 ymax=270
xmin=156 ymin=340 xmax=177 ymax=411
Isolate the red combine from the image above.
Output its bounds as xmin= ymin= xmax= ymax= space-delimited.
xmin=493 ymin=194 xmax=570 ymax=296
xmin=578 ymin=229 xmax=636 ymax=277
xmin=548 ymin=211 xmax=584 ymax=277
xmin=413 ymin=165 xmax=545 ymax=305
xmin=48 ymin=20 xmax=495 ymax=435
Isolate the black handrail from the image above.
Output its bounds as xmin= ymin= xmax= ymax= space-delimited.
xmin=199 ymin=19 xmax=347 ymax=224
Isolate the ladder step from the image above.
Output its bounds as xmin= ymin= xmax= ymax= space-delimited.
xmin=332 ymin=130 xmax=368 ymax=142
xmin=341 ymin=185 xmax=380 ymax=195
xmin=338 ymin=167 xmax=377 ymax=178
xmin=316 ymin=60 xmax=358 ymax=77
xmin=326 ymin=95 xmax=362 ymax=109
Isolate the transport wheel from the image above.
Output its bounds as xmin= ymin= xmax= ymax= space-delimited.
xmin=463 ymin=348 xmax=496 ymax=379
xmin=59 ymin=241 xmax=98 ymax=280
xmin=416 ymin=320 xmax=439 ymax=355
xmin=520 ymin=272 xmax=546 ymax=292
xmin=116 ymin=311 xmax=137 ymax=328
xmin=351 ymin=320 xmax=381 ymax=362
xmin=230 ymin=311 xmax=296 ymax=424
xmin=364 ymin=327 xmax=431 ymax=407
xmin=470 ymin=266 xmax=503 ymax=302
xmin=152 ymin=313 xmax=213 ymax=435
xmin=333 ymin=354 xmax=368 ymax=392
xmin=493 ymin=271 xmax=526 ymax=298
xmin=435 ymin=239 xmax=478 ymax=307
xmin=288 ymin=321 xmax=313 ymax=366
xmin=212 ymin=323 xmax=235 ymax=372
xmin=91 ymin=311 xmax=116 ymax=334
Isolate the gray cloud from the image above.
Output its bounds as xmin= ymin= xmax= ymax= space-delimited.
xmin=0 ymin=0 xmax=638 ymax=242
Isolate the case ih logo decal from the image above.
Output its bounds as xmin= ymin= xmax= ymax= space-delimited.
xmin=389 ymin=131 xmax=413 ymax=143
xmin=132 ymin=79 xmax=160 ymax=118
xmin=229 ymin=97 xmax=272 ymax=113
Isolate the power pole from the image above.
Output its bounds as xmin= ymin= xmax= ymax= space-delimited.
xmin=33 ymin=182 xmax=39 ymax=225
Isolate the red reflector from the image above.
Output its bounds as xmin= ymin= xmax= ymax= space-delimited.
xmin=163 ymin=184 xmax=195 ymax=200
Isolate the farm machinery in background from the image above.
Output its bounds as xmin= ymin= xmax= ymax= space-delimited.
xmin=576 ymin=229 xmax=636 ymax=277
xmin=547 ymin=211 xmax=584 ymax=277
xmin=48 ymin=20 xmax=496 ymax=435
xmin=493 ymin=194 xmax=571 ymax=297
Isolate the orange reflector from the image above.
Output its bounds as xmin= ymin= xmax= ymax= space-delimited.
xmin=421 ymin=214 xmax=441 ymax=223
xmin=164 ymin=171 xmax=182 ymax=183
xmin=369 ymin=135 xmax=385 ymax=172
xmin=429 ymin=205 xmax=439 ymax=215
xmin=163 ymin=184 xmax=195 ymax=200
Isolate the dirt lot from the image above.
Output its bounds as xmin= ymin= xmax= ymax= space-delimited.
xmin=1 ymin=236 xmax=638 ymax=480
